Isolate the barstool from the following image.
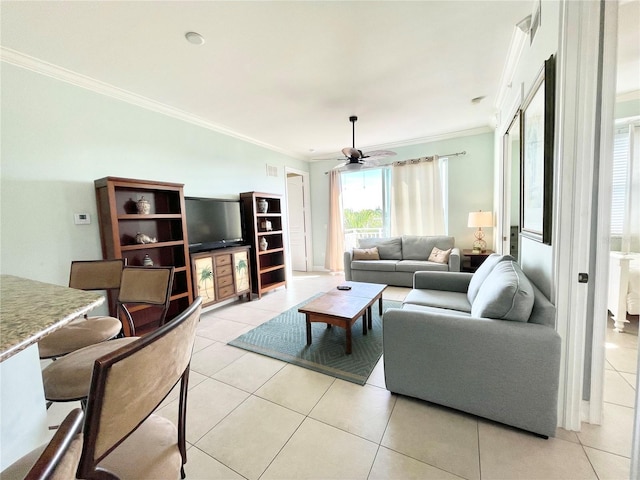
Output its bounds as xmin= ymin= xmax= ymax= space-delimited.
xmin=38 ymin=259 xmax=124 ymax=360
xmin=42 ymin=266 xmax=175 ymax=407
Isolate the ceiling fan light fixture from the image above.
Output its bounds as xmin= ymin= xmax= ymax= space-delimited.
xmin=344 ymin=162 xmax=362 ymax=170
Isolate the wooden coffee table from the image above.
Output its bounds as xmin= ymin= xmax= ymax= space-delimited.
xmin=298 ymin=282 xmax=387 ymax=354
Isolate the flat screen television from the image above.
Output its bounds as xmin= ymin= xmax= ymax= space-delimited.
xmin=185 ymin=197 xmax=244 ymax=252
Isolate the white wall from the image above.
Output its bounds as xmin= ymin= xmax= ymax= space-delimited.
xmin=0 ymin=64 xmax=308 ymax=313
xmin=308 ymin=131 xmax=494 ymax=269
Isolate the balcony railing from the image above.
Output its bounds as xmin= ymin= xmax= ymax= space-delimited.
xmin=344 ymin=227 xmax=385 ymax=251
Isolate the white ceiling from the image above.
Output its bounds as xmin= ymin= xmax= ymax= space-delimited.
xmin=1 ymin=1 xmax=638 ymax=161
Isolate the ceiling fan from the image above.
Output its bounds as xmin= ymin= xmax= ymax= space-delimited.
xmin=335 ymin=116 xmax=395 ymax=170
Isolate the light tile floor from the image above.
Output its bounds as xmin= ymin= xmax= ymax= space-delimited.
xmin=45 ymin=272 xmax=637 ymax=479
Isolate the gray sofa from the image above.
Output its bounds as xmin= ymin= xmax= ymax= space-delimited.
xmin=343 ymin=235 xmax=461 ymax=287
xmin=382 ymin=254 xmax=561 ymax=438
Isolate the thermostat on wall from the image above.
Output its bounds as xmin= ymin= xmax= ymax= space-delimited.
xmin=74 ymin=213 xmax=91 ymax=225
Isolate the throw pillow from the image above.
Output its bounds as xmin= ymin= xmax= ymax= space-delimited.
xmin=428 ymin=247 xmax=452 ymax=264
xmin=352 ymin=247 xmax=380 ymax=261
xmin=466 ymin=253 xmax=515 ymax=304
xmin=471 ymin=261 xmax=535 ymax=322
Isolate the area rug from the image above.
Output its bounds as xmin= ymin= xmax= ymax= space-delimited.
xmin=228 ymin=294 xmax=402 ymax=385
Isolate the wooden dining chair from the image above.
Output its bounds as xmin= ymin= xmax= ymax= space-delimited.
xmin=38 ymin=259 xmax=125 ymax=360
xmin=77 ymin=296 xmax=202 ymax=479
xmin=1 ymin=408 xmax=85 ymax=480
xmin=42 ymin=266 xmax=175 ymax=407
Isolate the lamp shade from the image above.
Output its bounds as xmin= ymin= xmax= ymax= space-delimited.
xmin=468 ymin=211 xmax=493 ymax=228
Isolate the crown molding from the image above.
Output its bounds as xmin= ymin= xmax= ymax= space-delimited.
xmin=0 ymin=47 xmax=305 ymax=160
xmin=616 ymin=89 xmax=640 ymax=102
xmin=494 ymin=25 xmax=528 ymax=113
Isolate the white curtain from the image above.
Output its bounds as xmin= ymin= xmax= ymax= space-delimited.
xmin=390 ymin=156 xmax=445 ymax=235
xmin=324 ymin=170 xmax=344 ymax=272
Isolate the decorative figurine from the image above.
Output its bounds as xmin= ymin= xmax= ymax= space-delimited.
xmin=259 ymin=237 xmax=268 ymax=251
xmin=135 ymin=232 xmax=157 ymax=244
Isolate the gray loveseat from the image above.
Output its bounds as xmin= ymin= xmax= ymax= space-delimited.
xmin=343 ymin=235 xmax=461 ymax=287
xmin=382 ymin=254 xmax=561 ymax=438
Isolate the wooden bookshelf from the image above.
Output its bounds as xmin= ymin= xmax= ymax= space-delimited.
xmin=94 ymin=176 xmax=193 ymax=334
xmin=240 ymin=192 xmax=287 ymax=298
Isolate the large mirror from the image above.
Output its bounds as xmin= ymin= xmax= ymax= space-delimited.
xmin=503 ymin=111 xmax=521 ymax=261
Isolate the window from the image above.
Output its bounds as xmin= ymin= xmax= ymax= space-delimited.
xmin=340 ymin=159 xmax=449 ymax=249
xmin=611 ymin=120 xmax=639 ymax=243
xmin=611 ymin=129 xmax=629 ymax=236
xmin=341 ymin=168 xmax=390 ymax=251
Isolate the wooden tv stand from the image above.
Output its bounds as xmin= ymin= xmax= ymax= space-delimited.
xmin=190 ymin=245 xmax=252 ymax=308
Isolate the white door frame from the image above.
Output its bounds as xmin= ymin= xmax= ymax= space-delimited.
xmin=589 ymin=0 xmax=618 ymax=427
xmin=284 ymin=167 xmax=313 ymax=273
xmin=554 ymin=0 xmax=614 ymax=431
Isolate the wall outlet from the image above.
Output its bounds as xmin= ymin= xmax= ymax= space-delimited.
xmin=74 ymin=213 xmax=91 ymax=225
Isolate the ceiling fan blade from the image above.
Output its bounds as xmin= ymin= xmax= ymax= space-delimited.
xmin=341 ymin=147 xmax=362 ymax=160
xmin=362 ymin=150 xmax=396 ymax=159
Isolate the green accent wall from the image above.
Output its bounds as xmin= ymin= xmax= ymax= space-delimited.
xmin=615 ymin=97 xmax=640 ymax=119
xmin=0 ymin=64 xmax=307 ymax=307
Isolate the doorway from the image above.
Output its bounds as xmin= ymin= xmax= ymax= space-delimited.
xmin=285 ymin=169 xmax=311 ymax=272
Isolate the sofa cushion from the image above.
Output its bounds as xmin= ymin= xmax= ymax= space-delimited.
xmin=358 ymin=237 xmax=402 ymax=260
xmin=396 ymin=260 xmax=448 ymax=273
xmin=471 ymin=261 xmax=535 ymax=322
xmin=467 ymin=253 xmax=515 ymax=304
xmin=428 ymin=247 xmax=452 ymax=264
xmin=352 ymin=247 xmax=380 ymax=260
xmin=401 ymin=303 xmax=472 ymax=317
xmin=350 ymin=260 xmax=398 ymax=272
xmin=404 ymin=289 xmax=472 ymax=313
xmin=402 ymin=235 xmax=454 ymax=261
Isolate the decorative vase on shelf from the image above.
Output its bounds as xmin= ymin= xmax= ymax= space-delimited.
xmin=259 ymin=237 xmax=268 ymax=251
xmin=257 ymin=198 xmax=268 ymax=214
xmin=143 ymin=254 xmax=154 ymax=267
xmin=136 ymin=196 xmax=151 ymax=215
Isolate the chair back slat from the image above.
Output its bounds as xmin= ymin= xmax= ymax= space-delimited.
xmin=68 ymin=259 xmax=124 ymax=291
xmin=80 ymin=298 xmax=202 ymax=471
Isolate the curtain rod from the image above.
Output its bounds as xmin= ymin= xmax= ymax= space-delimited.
xmin=392 ymin=150 xmax=466 ymax=167
xmin=324 ymin=150 xmax=467 ymax=174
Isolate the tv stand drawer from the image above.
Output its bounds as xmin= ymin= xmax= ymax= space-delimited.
xmin=215 ymin=254 xmax=232 ymax=267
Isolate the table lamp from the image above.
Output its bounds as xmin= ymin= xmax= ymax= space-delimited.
xmin=468 ymin=211 xmax=493 ymax=253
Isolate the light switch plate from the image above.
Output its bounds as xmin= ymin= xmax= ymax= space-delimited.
xmin=74 ymin=213 xmax=91 ymax=225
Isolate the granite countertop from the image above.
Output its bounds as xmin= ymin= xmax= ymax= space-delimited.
xmin=0 ymin=275 xmax=104 ymax=362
